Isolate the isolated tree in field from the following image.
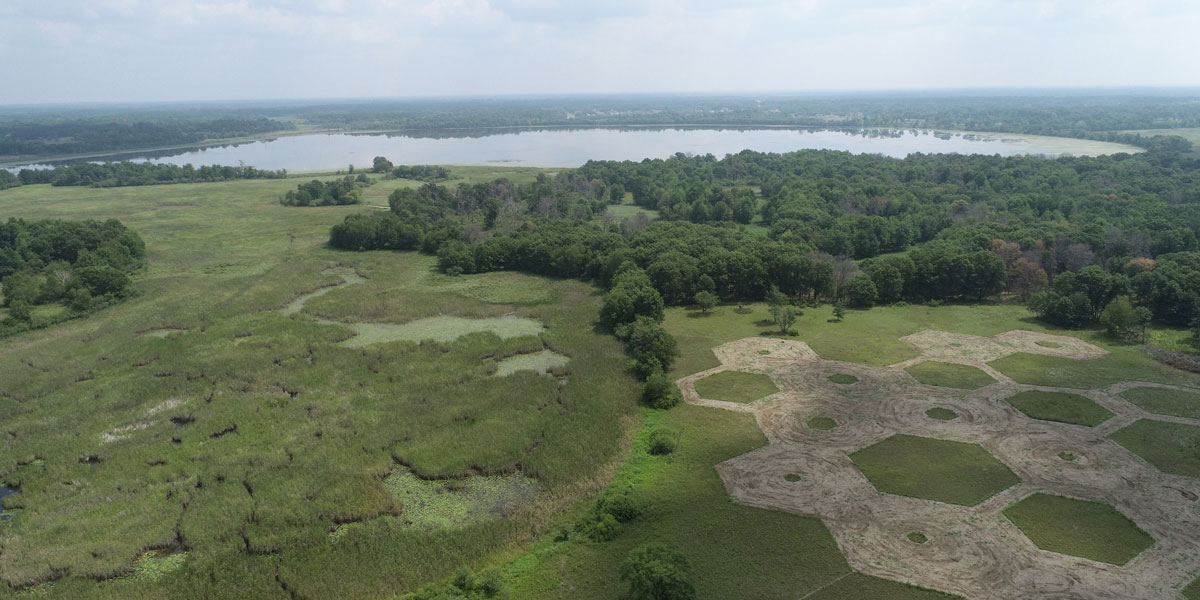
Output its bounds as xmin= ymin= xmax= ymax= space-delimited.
xmin=620 ymin=543 xmax=696 ymax=600
xmin=832 ymin=303 xmax=846 ymax=322
xmin=694 ymin=290 xmax=718 ymax=314
xmin=770 ymin=304 xmax=798 ymax=335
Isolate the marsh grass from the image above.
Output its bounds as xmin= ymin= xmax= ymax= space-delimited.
xmin=0 ymin=172 xmax=638 ymax=598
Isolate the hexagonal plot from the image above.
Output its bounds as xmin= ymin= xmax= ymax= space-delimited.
xmin=692 ymin=370 xmax=778 ymax=404
xmin=850 ymin=434 xmax=1020 ymax=506
xmin=1121 ymin=386 xmax=1200 ymax=419
xmin=1003 ymin=493 xmax=1154 ymax=565
xmin=1110 ymin=419 xmax=1200 ymax=477
xmin=1004 ymin=390 xmax=1114 ymax=427
xmin=904 ymin=361 xmax=996 ymax=390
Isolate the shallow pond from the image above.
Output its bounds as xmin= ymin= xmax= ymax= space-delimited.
xmin=339 ymin=315 xmax=544 ymax=347
xmin=12 ymin=127 xmax=1142 ymax=172
xmin=495 ymin=350 xmax=569 ymax=376
xmin=0 ymin=485 xmax=18 ymax=521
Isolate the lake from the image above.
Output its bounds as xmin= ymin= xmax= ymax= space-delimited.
xmin=13 ymin=127 xmax=1142 ymax=172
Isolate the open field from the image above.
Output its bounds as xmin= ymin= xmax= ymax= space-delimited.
xmin=692 ymin=370 xmax=779 ymax=403
xmin=1002 ymin=493 xmax=1154 ymax=566
xmin=1120 ymin=387 xmax=1200 ymax=419
xmin=904 ymin=361 xmax=996 ymax=390
xmin=1005 ymin=391 xmax=1115 ymax=427
xmin=671 ymin=313 xmax=1200 ymax=599
xmin=0 ymin=171 xmax=637 ymax=598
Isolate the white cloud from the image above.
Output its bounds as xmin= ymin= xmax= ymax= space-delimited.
xmin=0 ymin=0 xmax=1196 ymax=103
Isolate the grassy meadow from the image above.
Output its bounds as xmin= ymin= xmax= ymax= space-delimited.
xmin=0 ymin=169 xmax=637 ymax=598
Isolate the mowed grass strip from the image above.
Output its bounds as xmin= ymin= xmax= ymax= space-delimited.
xmin=692 ymin=370 xmax=778 ymax=403
xmin=1005 ymin=391 xmax=1114 ymax=427
xmin=905 ymin=361 xmax=996 ymax=390
xmin=1002 ymin=493 xmax=1153 ymax=565
xmin=851 ymin=434 xmax=1020 ymax=506
xmin=1109 ymin=419 xmax=1200 ymax=477
xmin=989 ymin=352 xmax=1196 ymax=389
xmin=1184 ymin=575 xmax=1200 ymax=600
xmin=1121 ymin=387 xmax=1200 ymax=419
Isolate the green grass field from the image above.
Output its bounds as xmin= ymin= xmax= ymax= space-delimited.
xmin=0 ymin=171 xmax=637 ymax=598
xmin=850 ymin=434 xmax=1020 ymax=506
xmin=1002 ymin=493 xmax=1153 ymax=565
xmin=1120 ymin=387 xmax=1200 ymax=419
xmin=1109 ymin=420 xmax=1200 ymax=478
xmin=988 ymin=352 xmax=1195 ymax=389
xmin=1184 ymin=575 xmax=1200 ymax=599
xmin=905 ymin=361 xmax=997 ymax=389
xmin=692 ymin=370 xmax=779 ymax=403
xmin=1004 ymin=391 xmax=1115 ymax=426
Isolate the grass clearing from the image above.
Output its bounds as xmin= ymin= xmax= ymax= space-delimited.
xmin=1185 ymin=575 xmax=1200 ymax=600
xmin=925 ymin=407 xmax=958 ymax=421
xmin=905 ymin=361 xmax=996 ymax=390
xmin=1004 ymin=391 xmax=1114 ymax=426
xmin=1002 ymin=493 xmax=1153 ymax=565
xmin=1109 ymin=420 xmax=1200 ymax=478
xmin=805 ymin=573 xmax=962 ymax=600
xmin=807 ymin=416 xmax=838 ymax=430
xmin=828 ymin=373 xmax=859 ymax=385
xmin=907 ymin=532 xmax=928 ymax=544
xmin=850 ymin=434 xmax=1020 ymax=506
xmin=692 ymin=370 xmax=779 ymax=404
xmin=374 ymin=470 xmax=539 ymax=531
xmin=989 ymin=352 xmax=1195 ymax=389
xmin=1120 ymin=387 xmax=1200 ymax=419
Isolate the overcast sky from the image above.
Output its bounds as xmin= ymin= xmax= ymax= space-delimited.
xmin=2 ymin=0 xmax=1197 ymax=105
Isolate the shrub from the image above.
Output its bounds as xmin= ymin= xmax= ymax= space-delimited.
xmin=619 ymin=544 xmax=696 ymax=600
xmin=642 ymin=373 xmax=682 ymax=409
xmin=647 ymin=428 xmax=677 ymax=455
xmin=844 ymin=274 xmax=878 ymax=308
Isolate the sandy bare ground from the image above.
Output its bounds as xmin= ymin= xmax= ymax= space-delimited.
xmin=676 ymin=330 xmax=1200 ymax=600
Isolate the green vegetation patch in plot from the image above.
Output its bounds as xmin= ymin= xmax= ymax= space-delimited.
xmin=1003 ymin=493 xmax=1153 ymax=565
xmin=1035 ymin=340 xmax=1062 ymax=348
xmin=907 ymin=532 xmax=928 ymax=544
xmin=828 ymin=373 xmax=859 ymax=385
xmin=925 ymin=407 xmax=959 ymax=421
xmin=807 ymin=416 xmax=838 ymax=430
xmin=850 ymin=434 xmax=1020 ymax=506
xmin=1121 ymin=387 xmax=1200 ymax=419
xmin=784 ymin=473 xmax=805 ymax=482
xmin=1109 ymin=420 xmax=1200 ymax=477
xmin=1184 ymin=575 xmax=1200 ymax=600
xmin=1005 ymin=391 xmax=1114 ymax=426
xmin=380 ymin=470 xmax=539 ymax=531
xmin=505 ymin=405 xmax=851 ymax=600
xmin=692 ymin=370 xmax=778 ymax=404
xmin=130 ymin=550 xmax=188 ymax=582
xmin=805 ymin=572 xmax=963 ymax=600
xmin=905 ymin=361 xmax=996 ymax=390
xmin=495 ymin=350 xmax=569 ymax=377
xmin=988 ymin=352 xmax=1193 ymax=389
xmin=339 ymin=315 xmax=544 ymax=347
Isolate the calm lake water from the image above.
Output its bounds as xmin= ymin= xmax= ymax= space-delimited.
xmin=11 ymin=127 xmax=1140 ymax=172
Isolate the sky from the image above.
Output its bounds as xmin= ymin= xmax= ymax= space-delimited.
xmin=1 ymin=0 xmax=1198 ymax=104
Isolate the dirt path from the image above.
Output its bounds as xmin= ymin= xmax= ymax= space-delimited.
xmin=677 ymin=330 xmax=1200 ymax=600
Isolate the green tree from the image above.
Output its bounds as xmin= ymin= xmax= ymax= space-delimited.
xmin=844 ymin=274 xmax=878 ymax=308
xmin=619 ymin=544 xmax=696 ymax=600
xmin=693 ymin=290 xmax=718 ymax=314
xmin=601 ymin=265 xmax=665 ymax=329
xmin=770 ymin=304 xmax=798 ymax=335
xmin=832 ymin=304 xmax=846 ymax=322
xmin=642 ymin=373 xmax=682 ymax=409
xmin=7 ymin=299 xmax=31 ymax=322
xmin=617 ymin=316 xmax=678 ymax=377
xmin=371 ymin=156 xmax=393 ymax=173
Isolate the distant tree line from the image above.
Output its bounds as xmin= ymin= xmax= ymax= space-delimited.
xmin=0 ymin=170 xmax=19 ymax=191
xmin=0 ymin=116 xmax=289 ymax=159
xmin=280 ymin=174 xmax=372 ymax=206
xmin=9 ymin=162 xmax=286 ymax=188
xmin=371 ymin=156 xmax=451 ymax=182
xmin=0 ymin=218 xmax=145 ymax=335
